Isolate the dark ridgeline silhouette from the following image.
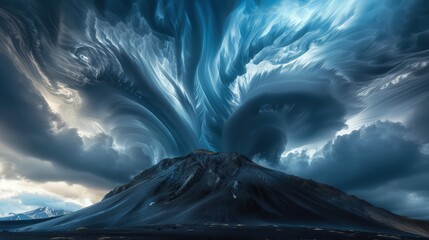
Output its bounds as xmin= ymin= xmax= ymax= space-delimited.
xmin=22 ymin=150 xmax=429 ymax=237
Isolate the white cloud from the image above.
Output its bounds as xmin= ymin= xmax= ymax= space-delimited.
xmin=0 ymin=177 xmax=105 ymax=217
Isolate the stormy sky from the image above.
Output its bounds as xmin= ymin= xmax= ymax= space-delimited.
xmin=0 ymin=0 xmax=428 ymax=219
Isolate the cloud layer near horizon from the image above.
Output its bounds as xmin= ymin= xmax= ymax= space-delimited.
xmin=280 ymin=120 xmax=429 ymax=219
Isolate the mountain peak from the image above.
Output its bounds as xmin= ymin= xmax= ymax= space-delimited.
xmin=28 ymin=151 xmax=429 ymax=237
xmin=0 ymin=207 xmax=72 ymax=221
xmin=103 ymin=150 xmax=254 ymax=200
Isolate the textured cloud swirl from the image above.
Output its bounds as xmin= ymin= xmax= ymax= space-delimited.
xmin=0 ymin=0 xmax=428 ymax=188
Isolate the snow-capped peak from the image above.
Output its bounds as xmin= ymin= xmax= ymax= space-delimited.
xmin=0 ymin=207 xmax=72 ymax=221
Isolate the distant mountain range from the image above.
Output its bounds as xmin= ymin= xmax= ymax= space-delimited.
xmin=23 ymin=150 xmax=429 ymax=237
xmin=0 ymin=207 xmax=72 ymax=221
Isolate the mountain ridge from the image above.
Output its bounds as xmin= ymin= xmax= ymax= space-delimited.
xmin=22 ymin=151 xmax=429 ymax=237
xmin=0 ymin=207 xmax=72 ymax=221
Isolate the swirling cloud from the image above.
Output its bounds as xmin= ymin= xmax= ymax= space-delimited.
xmin=0 ymin=0 xmax=428 ymax=217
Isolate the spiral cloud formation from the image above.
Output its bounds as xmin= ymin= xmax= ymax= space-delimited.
xmin=0 ymin=0 xmax=428 ymax=219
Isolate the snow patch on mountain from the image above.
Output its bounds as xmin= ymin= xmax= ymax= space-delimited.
xmin=0 ymin=207 xmax=72 ymax=221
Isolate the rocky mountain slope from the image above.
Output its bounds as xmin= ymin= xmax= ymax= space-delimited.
xmin=23 ymin=150 xmax=429 ymax=237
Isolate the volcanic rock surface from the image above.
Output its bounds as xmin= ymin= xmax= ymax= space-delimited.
xmin=23 ymin=150 xmax=429 ymax=237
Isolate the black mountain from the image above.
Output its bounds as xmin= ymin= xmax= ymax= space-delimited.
xmin=25 ymin=150 xmax=429 ymax=237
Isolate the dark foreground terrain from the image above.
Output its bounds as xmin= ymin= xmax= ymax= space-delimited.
xmin=1 ymin=225 xmax=428 ymax=240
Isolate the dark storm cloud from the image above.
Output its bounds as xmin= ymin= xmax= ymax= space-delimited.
xmin=2 ymin=0 xmax=428 ymax=163
xmin=0 ymin=54 xmax=151 ymax=185
xmin=407 ymin=97 xmax=429 ymax=143
xmin=350 ymin=170 xmax=429 ymax=220
xmin=352 ymin=187 xmax=429 ymax=220
xmin=1 ymin=0 xmax=359 ymax=165
xmin=314 ymin=0 xmax=429 ymax=123
xmin=0 ymin=0 xmax=429 ymax=219
xmin=0 ymin=149 xmax=116 ymax=189
xmin=322 ymin=0 xmax=429 ymax=83
xmin=223 ymin=79 xmax=347 ymax=163
xmin=285 ymin=121 xmax=427 ymax=190
xmin=218 ymin=0 xmax=429 ymax=164
xmin=282 ymin=121 xmax=429 ymax=219
xmin=25 ymin=0 xmax=200 ymax=159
